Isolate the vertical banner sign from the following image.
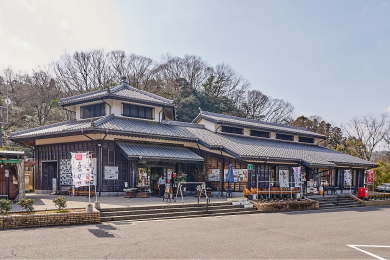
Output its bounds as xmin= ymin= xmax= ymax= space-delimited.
xmin=292 ymin=167 xmax=301 ymax=188
xmin=344 ymin=170 xmax=351 ymax=186
xmin=71 ymin=152 xmax=91 ymax=187
xmin=5 ymin=170 xmax=9 ymax=178
xmin=279 ymin=169 xmax=289 ymax=188
xmin=367 ymin=170 xmax=373 ymax=184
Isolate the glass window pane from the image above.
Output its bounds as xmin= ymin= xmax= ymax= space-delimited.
xmin=130 ymin=105 xmax=138 ymax=117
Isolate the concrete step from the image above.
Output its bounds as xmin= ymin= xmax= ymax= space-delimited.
xmin=100 ymin=207 xmax=257 ymax=222
xmin=100 ymin=205 xmax=243 ymax=217
xmin=99 ymin=202 xmax=232 ymax=212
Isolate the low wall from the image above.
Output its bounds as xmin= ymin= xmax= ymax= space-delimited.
xmin=253 ymin=200 xmax=319 ymax=213
xmin=350 ymin=195 xmax=390 ymax=207
xmin=0 ymin=211 xmax=100 ymax=230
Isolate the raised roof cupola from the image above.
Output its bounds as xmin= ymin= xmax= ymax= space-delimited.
xmin=192 ymin=110 xmax=326 ymax=144
xmin=59 ymin=76 xmax=176 ymax=122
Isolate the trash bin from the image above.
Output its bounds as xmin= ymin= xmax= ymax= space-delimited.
xmin=358 ymin=187 xmax=368 ymax=198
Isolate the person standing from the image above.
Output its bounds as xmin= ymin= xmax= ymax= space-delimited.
xmin=158 ymin=174 xmax=166 ymax=197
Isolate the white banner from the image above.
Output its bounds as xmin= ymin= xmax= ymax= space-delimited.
xmin=279 ymin=169 xmax=289 ymax=188
xmin=292 ymin=167 xmax=301 ymax=188
xmin=71 ymin=152 xmax=92 ymax=187
xmin=344 ymin=170 xmax=351 ymax=186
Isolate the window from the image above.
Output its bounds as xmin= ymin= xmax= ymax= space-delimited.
xmin=299 ymin=137 xmax=314 ymax=143
xmin=80 ymin=103 xmax=105 ymax=119
xmin=276 ymin=133 xmax=294 ymax=141
xmin=123 ymin=103 xmax=154 ymax=120
xmin=250 ymin=130 xmax=270 ymax=138
xmin=221 ymin=126 xmax=243 ymax=134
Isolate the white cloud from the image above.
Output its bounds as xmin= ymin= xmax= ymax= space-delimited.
xmin=61 ymin=20 xmax=72 ymax=30
xmin=11 ymin=37 xmax=31 ymax=50
xmin=363 ymin=6 xmax=367 ymax=11
xmin=382 ymin=2 xmax=388 ymax=6
xmin=385 ymin=105 xmax=390 ymax=113
xmin=21 ymin=0 xmax=36 ymax=12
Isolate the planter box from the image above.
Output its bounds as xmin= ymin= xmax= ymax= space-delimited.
xmin=244 ymin=204 xmax=253 ymax=209
xmin=232 ymin=202 xmax=240 ymax=206
xmin=0 ymin=210 xmax=100 ymax=230
xmin=254 ymin=200 xmax=319 ymax=212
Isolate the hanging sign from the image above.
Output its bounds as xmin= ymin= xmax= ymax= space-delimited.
xmin=292 ymin=167 xmax=301 ymax=188
xmin=344 ymin=170 xmax=351 ymax=186
xmin=71 ymin=152 xmax=91 ymax=187
xmin=367 ymin=170 xmax=373 ymax=184
xmin=247 ymin=164 xmax=253 ymax=170
xmin=5 ymin=170 xmax=9 ymax=178
xmin=279 ymin=169 xmax=289 ymax=188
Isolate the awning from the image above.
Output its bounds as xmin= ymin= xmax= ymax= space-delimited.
xmin=116 ymin=141 xmax=204 ymax=162
xmin=0 ymin=159 xmax=20 ymax=164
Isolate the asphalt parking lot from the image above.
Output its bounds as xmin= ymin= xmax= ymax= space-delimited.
xmin=1 ymin=206 xmax=389 ymax=259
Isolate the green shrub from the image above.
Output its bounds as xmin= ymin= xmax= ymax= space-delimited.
xmin=53 ymin=196 xmax=67 ymax=211
xmin=0 ymin=199 xmax=12 ymax=214
xmin=273 ymin=195 xmax=276 ymax=201
xmin=17 ymin=198 xmax=34 ymax=212
xmin=260 ymin=195 xmax=264 ymax=201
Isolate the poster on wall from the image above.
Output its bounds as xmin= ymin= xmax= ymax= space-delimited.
xmin=344 ymin=170 xmax=351 ymax=186
xmin=71 ymin=152 xmax=92 ymax=187
xmin=367 ymin=170 xmax=373 ymax=184
xmin=292 ymin=167 xmax=301 ymax=188
xmin=208 ymin=169 xmax=220 ymax=181
xmin=104 ymin=166 xmax=119 ymax=180
xmin=223 ymin=169 xmax=248 ymax=182
xmin=60 ymin=159 xmax=72 ymax=185
xmin=279 ymin=169 xmax=289 ymax=188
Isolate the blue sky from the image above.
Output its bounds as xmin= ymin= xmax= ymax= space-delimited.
xmin=0 ymin=0 xmax=389 ymax=125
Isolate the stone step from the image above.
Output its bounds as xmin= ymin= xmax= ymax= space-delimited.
xmin=100 ymin=207 xmax=257 ymax=222
xmin=320 ymin=204 xmax=365 ymax=210
xmin=99 ymin=202 xmax=232 ymax=212
xmin=100 ymin=205 xmax=243 ymax=217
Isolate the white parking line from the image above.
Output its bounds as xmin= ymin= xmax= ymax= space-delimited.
xmin=347 ymin=245 xmax=390 ymax=260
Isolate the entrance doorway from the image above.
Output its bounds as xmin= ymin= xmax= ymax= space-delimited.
xmin=41 ymin=161 xmax=57 ymax=190
xmin=151 ymin=167 xmax=165 ymax=195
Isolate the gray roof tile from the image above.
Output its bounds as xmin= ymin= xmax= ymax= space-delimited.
xmin=116 ymin=141 xmax=203 ymax=161
xmin=60 ymin=83 xmax=174 ymax=106
xmin=10 ymin=115 xmax=375 ymax=167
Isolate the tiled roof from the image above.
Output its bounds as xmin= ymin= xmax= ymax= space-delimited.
xmin=9 ymin=115 xmax=198 ymax=141
xmin=192 ymin=110 xmax=326 ymax=138
xmin=9 ymin=115 xmax=375 ymax=167
xmin=116 ymin=141 xmax=203 ymax=162
xmin=186 ymin=128 xmax=375 ymax=167
xmin=60 ymin=81 xmax=174 ymax=107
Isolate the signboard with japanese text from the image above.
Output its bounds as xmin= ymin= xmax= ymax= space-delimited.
xmin=71 ymin=152 xmax=92 ymax=187
xmin=367 ymin=170 xmax=373 ymax=184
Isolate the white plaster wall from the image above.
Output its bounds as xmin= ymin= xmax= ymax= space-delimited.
xmin=243 ymin=128 xmax=251 ymax=136
xmin=294 ymin=136 xmax=299 ymax=142
xmin=270 ymin=132 xmax=277 ymax=139
xmin=197 ymin=119 xmax=217 ymax=131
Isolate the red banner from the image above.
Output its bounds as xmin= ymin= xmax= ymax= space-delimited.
xmin=367 ymin=170 xmax=373 ymax=184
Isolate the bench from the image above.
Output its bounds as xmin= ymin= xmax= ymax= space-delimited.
xmin=68 ymin=190 xmax=96 ymax=196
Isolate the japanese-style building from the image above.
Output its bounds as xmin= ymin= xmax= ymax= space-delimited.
xmin=9 ymin=77 xmax=377 ymax=196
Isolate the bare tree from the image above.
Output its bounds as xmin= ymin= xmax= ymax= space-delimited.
xmin=241 ymin=90 xmax=294 ymax=124
xmin=343 ymin=114 xmax=390 ymax=161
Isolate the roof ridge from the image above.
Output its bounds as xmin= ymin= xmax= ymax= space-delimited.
xmin=60 ymin=89 xmax=107 ymax=103
xmin=161 ymin=120 xmax=205 ymax=129
xmin=122 ymin=83 xmax=174 ymax=104
xmin=94 ymin=114 xmax=115 ymax=127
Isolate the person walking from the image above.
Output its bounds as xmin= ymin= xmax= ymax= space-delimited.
xmin=158 ymin=174 xmax=166 ymax=197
